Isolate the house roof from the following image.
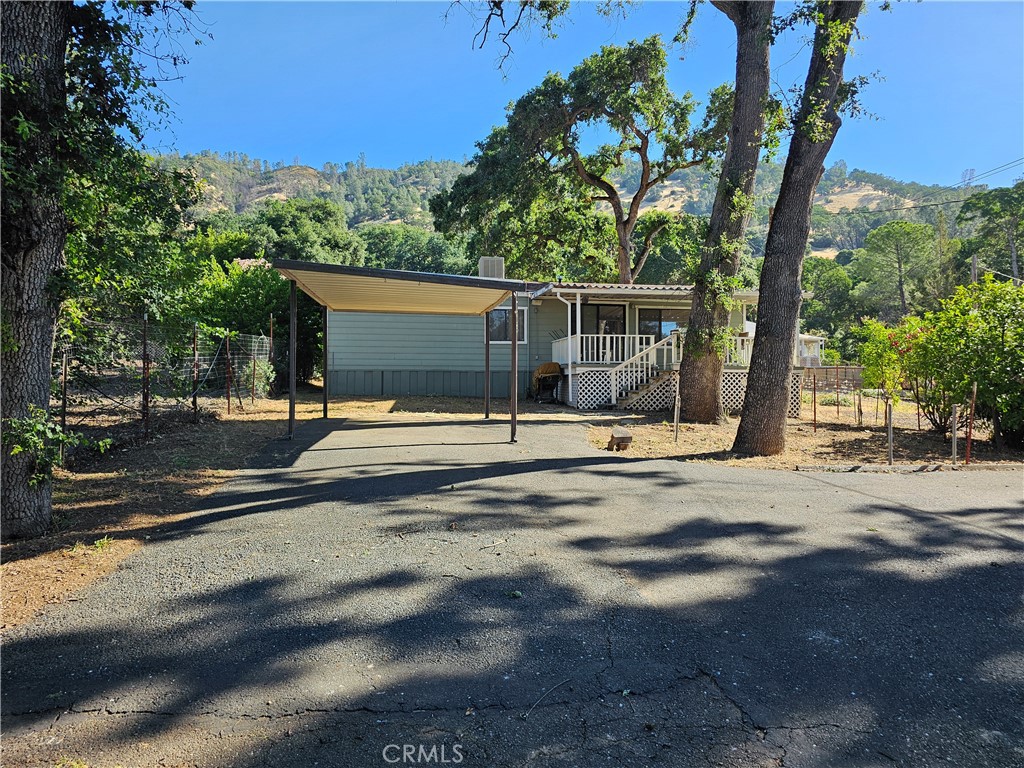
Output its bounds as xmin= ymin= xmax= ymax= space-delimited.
xmin=273 ymin=260 xmax=548 ymax=316
xmin=539 ymin=282 xmax=761 ymax=302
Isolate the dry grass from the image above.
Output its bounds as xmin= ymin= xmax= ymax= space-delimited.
xmin=815 ymin=183 xmax=911 ymax=213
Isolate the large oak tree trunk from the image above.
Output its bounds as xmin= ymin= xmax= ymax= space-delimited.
xmin=733 ymin=1 xmax=862 ymax=456
xmin=1 ymin=2 xmax=72 ymax=539
xmin=678 ymin=1 xmax=773 ymax=423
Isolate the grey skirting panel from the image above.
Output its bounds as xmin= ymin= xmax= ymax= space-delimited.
xmin=329 ymin=370 xmax=530 ymax=398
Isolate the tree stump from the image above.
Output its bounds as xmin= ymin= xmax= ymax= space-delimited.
xmin=607 ymin=426 xmax=633 ymax=452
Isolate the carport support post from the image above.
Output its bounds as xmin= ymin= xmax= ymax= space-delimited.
xmin=322 ymin=305 xmax=329 ymax=419
xmin=288 ymin=279 xmax=297 ymax=439
xmin=510 ymin=292 xmax=518 ymax=443
xmin=483 ymin=312 xmax=491 ymax=419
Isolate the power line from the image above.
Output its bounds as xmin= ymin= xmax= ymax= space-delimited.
xmin=980 ymin=266 xmax=1021 ymax=282
xmin=832 ymin=197 xmax=971 ymax=216
xmin=832 ymin=157 xmax=1024 ymax=216
xmin=902 ymin=157 xmax=1023 ymax=205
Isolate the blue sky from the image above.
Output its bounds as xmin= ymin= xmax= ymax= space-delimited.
xmin=148 ymin=1 xmax=1024 ymax=186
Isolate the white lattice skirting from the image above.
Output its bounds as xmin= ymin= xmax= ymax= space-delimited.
xmin=625 ymin=374 xmax=675 ymax=411
xmin=722 ymin=370 xmax=803 ymax=418
xmin=565 ymin=370 xmax=803 ymax=417
xmin=573 ymin=371 xmax=613 ymax=410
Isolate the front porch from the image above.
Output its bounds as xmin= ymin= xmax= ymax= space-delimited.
xmin=549 ymin=331 xmax=800 ymax=416
xmin=550 ymin=332 xmax=755 ymax=369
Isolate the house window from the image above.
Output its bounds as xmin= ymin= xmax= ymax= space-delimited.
xmin=487 ymin=307 xmax=527 ymax=343
xmin=638 ymin=308 xmax=689 ymax=341
xmin=570 ymin=304 xmax=626 ymax=335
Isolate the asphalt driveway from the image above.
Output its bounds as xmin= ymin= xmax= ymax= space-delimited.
xmin=3 ymin=415 xmax=1022 ymax=767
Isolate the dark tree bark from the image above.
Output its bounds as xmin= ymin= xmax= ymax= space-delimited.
xmin=678 ymin=0 xmax=774 ymax=423
xmin=1 ymin=2 xmax=73 ymax=539
xmin=733 ymin=1 xmax=862 ymax=456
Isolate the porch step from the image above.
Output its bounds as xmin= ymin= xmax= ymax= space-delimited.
xmin=616 ymin=370 xmax=675 ymax=409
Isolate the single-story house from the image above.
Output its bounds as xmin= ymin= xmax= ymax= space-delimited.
xmin=324 ymin=258 xmax=808 ymax=416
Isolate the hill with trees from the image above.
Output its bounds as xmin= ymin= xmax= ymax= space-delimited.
xmin=162 ymin=149 xmax=999 ymax=262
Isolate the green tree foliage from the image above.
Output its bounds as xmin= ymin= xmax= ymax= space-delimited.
xmin=856 ymin=318 xmax=906 ymax=404
xmin=357 ymin=223 xmax=472 ymax=274
xmin=909 ymin=278 xmax=1024 ymax=447
xmin=849 ymin=220 xmax=936 ymax=319
xmin=432 ymin=36 xmax=729 ymax=283
xmin=250 ymin=199 xmax=366 ymax=265
xmin=957 ymin=181 xmax=1023 ymax=283
xmin=62 ymin=151 xmax=201 ymax=332
xmin=801 ymin=256 xmax=853 ymax=336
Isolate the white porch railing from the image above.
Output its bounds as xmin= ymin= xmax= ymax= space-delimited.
xmin=725 ymin=335 xmax=753 ymax=367
xmin=551 ymin=336 xmax=573 ymax=365
xmin=554 ymin=332 xmax=766 ymax=370
xmin=610 ymin=333 xmax=677 ymax=405
xmin=551 ymin=334 xmax=655 ymax=365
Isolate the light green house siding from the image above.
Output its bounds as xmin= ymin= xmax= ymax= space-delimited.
xmin=327 ymin=298 xmax=545 ymax=397
xmin=326 ymin=295 xmax=746 ymax=398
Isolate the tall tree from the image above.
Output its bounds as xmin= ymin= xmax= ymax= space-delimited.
xmin=733 ymin=0 xmax=864 ymax=456
xmin=957 ymin=181 xmax=1024 ymax=284
xmin=431 ymin=36 xmax=731 ymax=283
xmin=1 ymin=1 xmax=199 ymax=539
xmin=678 ymin=0 xmax=776 ymax=423
xmin=1 ymin=2 xmax=73 ymax=538
xmin=849 ymin=220 xmax=936 ymax=319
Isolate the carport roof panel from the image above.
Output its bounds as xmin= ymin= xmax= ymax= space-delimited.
xmin=274 ymin=260 xmax=544 ymax=316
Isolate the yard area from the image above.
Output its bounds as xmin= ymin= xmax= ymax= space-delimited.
xmin=3 ymin=389 xmax=1019 ymax=635
xmin=2 ymin=392 xmax=1021 ymax=768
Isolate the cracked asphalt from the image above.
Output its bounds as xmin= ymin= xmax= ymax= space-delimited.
xmin=2 ymin=415 xmax=1023 ymax=767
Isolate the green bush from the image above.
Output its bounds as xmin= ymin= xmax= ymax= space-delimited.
xmin=859 ymin=278 xmax=1024 ymax=445
xmin=914 ymin=278 xmax=1024 ymax=447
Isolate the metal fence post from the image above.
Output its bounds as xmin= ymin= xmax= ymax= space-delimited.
xmin=60 ymin=347 xmax=69 ymax=463
xmin=965 ymin=382 xmax=977 ymax=465
xmin=142 ymin=311 xmax=150 ymax=436
xmin=886 ymin=400 xmax=894 ymax=465
xmin=951 ymin=404 xmax=958 ymax=465
xmin=812 ymin=373 xmax=817 ymax=433
xmin=192 ymin=323 xmax=199 ymax=422
xmin=226 ymin=332 xmax=232 ymax=416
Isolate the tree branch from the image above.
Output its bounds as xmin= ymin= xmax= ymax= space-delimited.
xmin=632 ymin=220 xmax=669 ymax=279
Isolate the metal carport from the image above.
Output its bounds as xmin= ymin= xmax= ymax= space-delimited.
xmin=273 ymin=259 xmax=550 ymax=443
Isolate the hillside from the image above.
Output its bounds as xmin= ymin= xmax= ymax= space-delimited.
xmin=162 ymin=151 xmax=984 ymax=257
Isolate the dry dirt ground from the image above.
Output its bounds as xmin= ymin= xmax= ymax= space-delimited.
xmin=2 ymin=389 xmax=1019 ymax=636
xmin=590 ymin=394 xmax=1023 ymax=469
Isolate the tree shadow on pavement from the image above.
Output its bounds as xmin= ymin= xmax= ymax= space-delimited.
xmin=3 ymin=480 xmax=1022 ymax=768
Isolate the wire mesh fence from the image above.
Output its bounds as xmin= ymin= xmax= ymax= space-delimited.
xmin=53 ymin=318 xmax=280 ymax=453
